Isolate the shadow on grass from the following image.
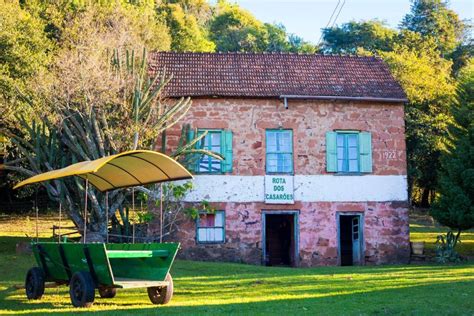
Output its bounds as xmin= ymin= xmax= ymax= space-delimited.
xmin=4 ymin=279 xmax=473 ymax=316
xmin=2 ymin=261 xmax=473 ymax=316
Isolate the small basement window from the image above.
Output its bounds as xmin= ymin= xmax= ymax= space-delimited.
xmin=196 ymin=211 xmax=225 ymax=243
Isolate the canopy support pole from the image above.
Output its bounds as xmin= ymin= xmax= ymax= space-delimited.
xmin=35 ymin=187 xmax=39 ymax=242
xmin=83 ymin=178 xmax=89 ymax=244
xmin=58 ymin=202 xmax=62 ymax=243
xmin=132 ymin=188 xmax=135 ymax=212
xmin=132 ymin=188 xmax=135 ymax=244
xmin=105 ymin=191 xmax=109 ymax=244
xmin=160 ymin=183 xmax=163 ymax=243
xmin=132 ymin=224 xmax=135 ymax=244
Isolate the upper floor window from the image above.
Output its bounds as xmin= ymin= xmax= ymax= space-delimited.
xmin=326 ymin=131 xmax=372 ymax=173
xmin=266 ymin=129 xmax=293 ymax=174
xmin=337 ymin=133 xmax=359 ymax=173
xmin=187 ymin=129 xmax=233 ymax=174
xmin=198 ymin=130 xmax=222 ymax=173
xmin=196 ymin=211 xmax=225 ymax=243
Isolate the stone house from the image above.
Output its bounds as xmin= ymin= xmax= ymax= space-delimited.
xmin=150 ymin=52 xmax=409 ymax=267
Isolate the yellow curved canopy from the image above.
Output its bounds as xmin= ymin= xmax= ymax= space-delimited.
xmin=13 ymin=150 xmax=193 ymax=192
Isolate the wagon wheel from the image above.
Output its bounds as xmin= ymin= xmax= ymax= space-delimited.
xmin=147 ymin=273 xmax=173 ymax=305
xmin=25 ymin=267 xmax=45 ymax=300
xmin=69 ymin=271 xmax=95 ymax=308
xmin=98 ymin=287 xmax=117 ymax=298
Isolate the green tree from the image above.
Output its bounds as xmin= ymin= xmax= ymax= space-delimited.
xmin=22 ymin=0 xmax=170 ymax=51
xmin=431 ymin=61 xmax=474 ymax=241
xmin=401 ymin=0 xmax=465 ymax=55
xmin=0 ymin=1 xmax=52 ymax=130
xmin=3 ymin=48 xmax=196 ymax=240
xmin=1 ymin=0 xmax=173 ymax=209
xmin=321 ymin=20 xmax=397 ymax=54
xmin=209 ymin=0 xmax=268 ymax=52
xmin=264 ymin=23 xmax=317 ymax=53
xmin=264 ymin=23 xmax=290 ymax=52
xmin=209 ymin=2 xmax=317 ymax=53
xmin=157 ymin=1 xmax=215 ymax=52
xmin=287 ymin=34 xmax=318 ymax=54
xmin=381 ymin=35 xmax=456 ymax=206
xmin=449 ymin=39 xmax=474 ymax=77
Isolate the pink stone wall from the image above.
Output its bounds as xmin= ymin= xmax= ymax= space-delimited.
xmin=155 ymin=98 xmax=409 ymax=266
xmin=163 ymin=98 xmax=407 ymax=176
xmin=173 ymin=201 xmax=410 ymax=266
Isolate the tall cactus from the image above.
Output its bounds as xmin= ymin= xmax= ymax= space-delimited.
xmin=3 ymin=48 xmax=216 ymax=240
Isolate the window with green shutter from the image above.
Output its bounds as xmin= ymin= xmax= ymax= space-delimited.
xmin=326 ymin=131 xmax=372 ymax=173
xmin=191 ymin=129 xmax=233 ymax=174
xmin=266 ymin=129 xmax=293 ymax=174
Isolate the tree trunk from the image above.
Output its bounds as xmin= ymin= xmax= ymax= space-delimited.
xmin=420 ymin=188 xmax=430 ymax=208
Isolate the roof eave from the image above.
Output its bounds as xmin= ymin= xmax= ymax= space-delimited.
xmin=280 ymin=95 xmax=408 ymax=103
xmin=164 ymin=94 xmax=408 ymax=103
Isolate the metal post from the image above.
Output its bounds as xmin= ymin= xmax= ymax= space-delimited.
xmin=160 ymin=183 xmax=163 ymax=243
xmin=35 ymin=187 xmax=39 ymax=242
xmin=83 ymin=178 xmax=89 ymax=244
xmin=58 ymin=202 xmax=62 ymax=243
xmin=105 ymin=191 xmax=109 ymax=244
xmin=132 ymin=187 xmax=135 ymax=243
xmin=132 ymin=223 xmax=135 ymax=244
xmin=132 ymin=187 xmax=135 ymax=212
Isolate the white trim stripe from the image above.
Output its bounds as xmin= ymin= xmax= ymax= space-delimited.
xmin=180 ymin=175 xmax=408 ymax=202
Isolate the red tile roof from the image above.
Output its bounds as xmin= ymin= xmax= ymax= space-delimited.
xmin=149 ymin=52 xmax=407 ymax=101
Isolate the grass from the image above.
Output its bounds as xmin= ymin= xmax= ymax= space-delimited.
xmin=0 ymin=213 xmax=473 ymax=315
xmin=409 ymin=212 xmax=474 ymax=258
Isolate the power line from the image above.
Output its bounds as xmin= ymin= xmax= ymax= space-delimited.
xmin=331 ymin=0 xmax=346 ymax=28
xmin=317 ymin=0 xmax=341 ymax=45
xmin=317 ymin=0 xmax=347 ymax=46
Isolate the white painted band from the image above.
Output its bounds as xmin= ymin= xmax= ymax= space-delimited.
xmin=180 ymin=175 xmax=408 ymax=202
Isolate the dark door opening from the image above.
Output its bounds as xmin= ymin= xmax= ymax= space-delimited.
xmin=339 ymin=214 xmax=362 ymax=266
xmin=264 ymin=214 xmax=295 ymax=266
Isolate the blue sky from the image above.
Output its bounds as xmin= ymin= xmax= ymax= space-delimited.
xmin=229 ymin=0 xmax=473 ymax=43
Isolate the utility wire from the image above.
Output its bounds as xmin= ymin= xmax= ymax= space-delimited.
xmin=331 ymin=0 xmax=346 ymax=28
xmin=317 ymin=0 xmax=341 ymax=45
xmin=317 ymin=0 xmax=347 ymax=46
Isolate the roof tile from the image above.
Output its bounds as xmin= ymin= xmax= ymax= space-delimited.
xmin=149 ymin=52 xmax=406 ymax=101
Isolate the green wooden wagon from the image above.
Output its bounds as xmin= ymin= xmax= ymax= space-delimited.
xmin=15 ymin=150 xmax=193 ymax=307
xmin=26 ymin=242 xmax=179 ymax=307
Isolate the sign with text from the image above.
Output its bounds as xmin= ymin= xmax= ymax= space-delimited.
xmin=264 ymin=175 xmax=294 ymax=204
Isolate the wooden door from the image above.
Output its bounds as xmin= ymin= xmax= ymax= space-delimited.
xmin=352 ymin=216 xmax=361 ymax=265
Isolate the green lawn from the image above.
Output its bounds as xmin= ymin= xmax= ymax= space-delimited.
xmin=409 ymin=212 xmax=474 ymax=258
xmin=0 ymin=214 xmax=473 ymax=315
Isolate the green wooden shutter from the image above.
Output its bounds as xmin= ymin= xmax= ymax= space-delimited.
xmin=186 ymin=129 xmax=196 ymax=172
xmin=359 ymin=132 xmax=372 ymax=173
xmin=326 ymin=132 xmax=337 ymax=172
xmin=221 ymin=130 xmax=233 ymax=173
